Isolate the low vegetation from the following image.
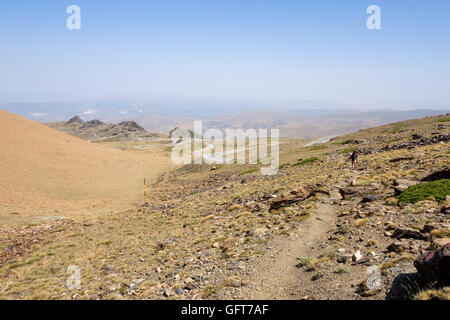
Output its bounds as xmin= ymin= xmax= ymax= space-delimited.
xmin=293 ymin=157 xmax=319 ymax=166
xmin=397 ymin=179 xmax=450 ymax=203
xmin=339 ymin=147 xmax=357 ymax=154
xmin=238 ymin=168 xmax=259 ymax=175
xmin=307 ymin=145 xmax=328 ymax=151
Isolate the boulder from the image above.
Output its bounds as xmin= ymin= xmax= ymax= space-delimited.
xmin=430 ymin=238 xmax=450 ymax=249
xmin=387 ymin=242 xmax=407 ymax=254
xmin=391 ymin=228 xmax=430 ymax=241
xmin=247 ymin=227 xmax=268 ymax=237
xmin=338 ymin=187 xmax=359 ymax=200
xmin=269 ymin=187 xmax=310 ymax=210
xmin=394 ymin=179 xmax=417 ymax=187
xmin=330 ymin=189 xmax=343 ymax=202
xmin=337 ymin=255 xmax=350 ymax=264
xmin=422 ymin=223 xmax=443 ymax=234
xmin=394 ymin=179 xmax=418 ymax=194
xmin=389 ymin=156 xmax=414 ymax=163
xmin=352 ymin=250 xmax=363 ymax=262
xmin=414 ymin=243 xmax=450 ymax=286
xmin=362 ymin=194 xmax=379 ymax=203
xmin=420 ymin=169 xmax=450 ymax=182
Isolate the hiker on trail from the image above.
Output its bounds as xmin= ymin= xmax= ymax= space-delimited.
xmin=350 ymin=151 xmax=358 ymax=169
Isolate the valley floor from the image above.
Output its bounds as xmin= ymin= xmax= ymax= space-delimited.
xmin=0 ymin=115 xmax=449 ymax=300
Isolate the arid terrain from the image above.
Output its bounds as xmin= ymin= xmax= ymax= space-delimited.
xmin=0 ymin=111 xmax=449 ymax=300
xmin=0 ymin=110 xmax=174 ymax=219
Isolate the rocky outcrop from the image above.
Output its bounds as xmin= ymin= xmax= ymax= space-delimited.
xmin=393 ymin=179 xmax=418 ymax=194
xmin=47 ymin=116 xmax=155 ymax=141
xmin=414 ymin=243 xmax=450 ymax=286
xmin=269 ymin=187 xmax=310 ymax=210
xmin=66 ymin=115 xmax=83 ymax=125
xmin=381 ymin=134 xmax=450 ymax=152
xmin=391 ymin=228 xmax=430 ymax=241
xmin=118 ymin=121 xmax=146 ymax=132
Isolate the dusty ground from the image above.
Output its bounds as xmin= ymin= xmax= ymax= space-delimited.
xmin=0 ymin=112 xmax=449 ymax=300
xmin=0 ymin=110 xmax=175 ymax=219
xmin=240 ymin=200 xmax=338 ymax=299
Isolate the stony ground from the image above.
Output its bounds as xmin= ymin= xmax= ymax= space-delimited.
xmin=0 ymin=114 xmax=449 ymax=300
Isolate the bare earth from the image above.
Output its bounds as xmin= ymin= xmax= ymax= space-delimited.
xmin=241 ymin=200 xmax=337 ymax=299
xmin=0 ymin=110 xmax=174 ymax=220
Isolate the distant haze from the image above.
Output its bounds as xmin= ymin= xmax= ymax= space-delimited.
xmin=1 ymin=1 xmax=450 ymax=108
xmin=2 ymin=100 xmax=447 ymax=138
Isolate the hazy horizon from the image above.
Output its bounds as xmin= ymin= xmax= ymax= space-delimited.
xmin=2 ymin=98 xmax=449 ymax=124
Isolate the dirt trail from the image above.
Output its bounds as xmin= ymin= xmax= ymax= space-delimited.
xmin=240 ymin=199 xmax=337 ymax=299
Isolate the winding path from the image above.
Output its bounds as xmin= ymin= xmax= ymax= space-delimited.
xmin=239 ymin=199 xmax=337 ymax=299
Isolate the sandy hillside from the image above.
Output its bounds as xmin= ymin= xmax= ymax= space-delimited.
xmin=0 ymin=110 xmax=173 ymax=218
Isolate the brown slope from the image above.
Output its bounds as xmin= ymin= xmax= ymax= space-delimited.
xmin=0 ymin=110 xmax=173 ymax=218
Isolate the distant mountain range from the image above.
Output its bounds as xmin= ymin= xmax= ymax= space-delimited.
xmin=125 ymin=109 xmax=449 ymax=138
xmin=2 ymin=99 xmax=448 ymax=138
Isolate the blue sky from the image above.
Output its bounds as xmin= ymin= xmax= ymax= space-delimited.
xmin=1 ymin=0 xmax=450 ymax=109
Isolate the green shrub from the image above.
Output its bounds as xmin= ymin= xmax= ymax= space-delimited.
xmin=437 ymin=117 xmax=450 ymax=123
xmin=278 ymin=163 xmax=290 ymax=170
xmin=391 ymin=126 xmax=404 ymax=134
xmin=293 ymin=157 xmax=318 ymax=166
xmin=397 ymin=179 xmax=450 ymax=203
xmin=339 ymin=147 xmax=357 ymax=154
xmin=307 ymin=145 xmax=328 ymax=151
xmin=238 ymin=168 xmax=258 ymax=175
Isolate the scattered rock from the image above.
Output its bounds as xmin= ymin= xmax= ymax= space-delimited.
xmin=381 ymin=134 xmax=450 ymax=152
xmin=202 ymin=249 xmax=216 ymax=256
xmin=337 ymin=255 xmax=350 ymax=264
xmin=247 ymin=227 xmax=268 ymax=237
xmin=352 ymin=250 xmax=363 ymax=262
xmin=430 ymin=238 xmax=450 ymax=249
xmin=392 ymin=228 xmax=429 ymax=241
xmin=341 ymin=139 xmax=365 ymax=145
xmin=393 ymin=179 xmax=418 ymax=193
xmin=269 ymin=187 xmax=310 ymax=210
xmin=184 ymin=277 xmax=194 ymax=290
xmin=129 ymin=278 xmax=145 ymax=291
xmin=338 ymin=187 xmax=359 ymax=200
xmin=175 ymin=288 xmax=184 ymax=295
xmin=389 ymin=156 xmax=414 ymax=163
xmin=387 ymin=242 xmax=407 ymax=254
xmin=362 ymin=194 xmax=379 ymax=203
xmin=156 ymin=238 xmax=179 ymax=250
xmin=422 ymin=223 xmax=440 ymax=233
xmin=330 ymin=189 xmax=343 ymax=202
xmin=163 ymin=288 xmax=175 ymax=297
